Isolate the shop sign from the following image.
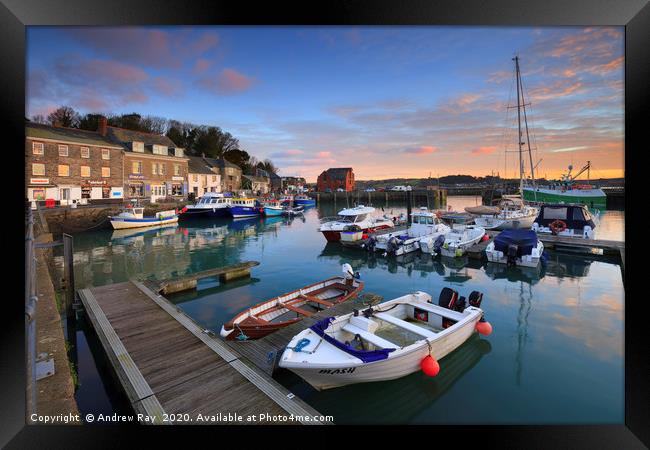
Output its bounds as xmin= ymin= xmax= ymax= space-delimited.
xmin=172 ymin=176 xmax=184 ymax=181
xmin=30 ymin=178 xmax=50 ymax=185
xmin=129 ymin=174 xmax=145 ymax=180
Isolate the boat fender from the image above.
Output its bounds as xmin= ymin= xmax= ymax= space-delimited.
xmin=481 ymin=234 xmax=490 ymax=242
xmin=421 ymin=355 xmax=440 ymax=377
xmin=476 ymin=320 xmax=493 ymax=336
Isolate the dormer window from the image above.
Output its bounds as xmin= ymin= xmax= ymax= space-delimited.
xmin=174 ymin=147 xmax=184 ymax=158
xmin=153 ymin=145 xmax=167 ymax=156
xmin=132 ymin=141 xmax=144 ymax=153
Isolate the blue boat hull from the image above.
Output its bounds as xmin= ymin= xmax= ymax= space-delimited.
xmin=230 ymin=206 xmax=263 ymax=218
xmin=294 ymin=199 xmax=316 ymax=206
xmin=264 ymin=207 xmax=283 ymax=216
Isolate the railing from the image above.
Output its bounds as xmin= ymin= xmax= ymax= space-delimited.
xmin=25 ymin=206 xmax=37 ymax=423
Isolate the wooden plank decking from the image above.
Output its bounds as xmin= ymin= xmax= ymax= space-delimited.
xmin=78 ymin=279 xmax=329 ymax=425
xmin=156 ymin=261 xmax=260 ymax=295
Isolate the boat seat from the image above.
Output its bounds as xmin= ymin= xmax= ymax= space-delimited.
xmin=282 ymin=303 xmax=314 ymax=317
xmin=299 ymin=294 xmax=333 ymax=307
xmin=342 ymin=324 xmax=397 ymax=349
xmin=373 ymin=312 xmax=437 ymax=339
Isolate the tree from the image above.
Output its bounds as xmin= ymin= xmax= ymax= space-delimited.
xmin=140 ymin=115 xmax=168 ymax=135
xmin=78 ymin=113 xmax=104 ymax=131
xmin=223 ymin=149 xmax=250 ymax=170
xmin=47 ymin=106 xmax=80 ymax=128
xmin=30 ymin=115 xmax=47 ymax=124
xmin=259 ymin=158 xmax=278 ymax=175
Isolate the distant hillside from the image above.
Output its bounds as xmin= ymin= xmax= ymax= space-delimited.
xmin=355 ymin=175 xmax=624 ymax=189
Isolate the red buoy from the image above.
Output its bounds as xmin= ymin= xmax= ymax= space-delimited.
xmin=476 ymin=321 xmax=493 ymax=336
xmin=420 ymin=355 xmax=440 ymax=377
xmin=481 ymin=234 xmax=490 ymax=242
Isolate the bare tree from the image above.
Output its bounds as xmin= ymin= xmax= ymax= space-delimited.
xmin=47 ymin=106 xmax=80 ymax=127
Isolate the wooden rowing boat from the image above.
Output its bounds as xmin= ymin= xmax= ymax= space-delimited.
xmin=220 ymin=269 xmax=364 ymax=341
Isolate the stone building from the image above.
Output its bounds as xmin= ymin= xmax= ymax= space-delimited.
xmin=25 ymin=121 xmax=124 ymax=205
xmin=317 ymin=167 xmax=355 ymax=192
xmin=103 ymin=118 xmax=189 ymax=202
xmin=203 ymin=157 xmax=242 ymax=193
xmin=187 ymin=155 xmax=221 ymax=198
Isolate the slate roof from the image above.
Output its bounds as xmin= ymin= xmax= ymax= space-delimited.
xmin=187 ymin=155 xmax=217 ymax=175
xmin=243 ymin=175 xmax=271 ymax=183
xmin=25 ymin=122 xmax=122 ymax=148
xmin=105 ymin=126 xmax=182 ymax=157
xmin=203 ymin=157 xmax=241 ymax=171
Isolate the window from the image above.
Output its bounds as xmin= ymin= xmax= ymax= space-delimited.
xmin=129 ymin=184 xmax=144 ymax=197
xmin=58 ymin=145 xmax=68 ymax=157
xmin=32 ymin=163 xmax=45 ymax=176
xmin=58 ymin=164 xmax=70 ymax=177
xmin=102 ymin=167 xmax=110 ymax=178
xmin=159 ymin=164 xmax=166 ymax=175
xmin=572 ymin=208 xmax=586 ymax=221
xmin=101 ymin=149 xmax=110 ymax=160
xmin=212 ymin=176 xmax=217 ymax=182
xmin=132 ymin=142 xmax=144 ymax=153
xmin=543 ymin=207 xmax=567 ymax=220
xmin=132 ymin=161 xmax=142 ymax=174
xmin=174 ymin=147 xmax=184 ymax=157
xmin=80 ymin=147 xmax=90 ymax=158
xmin=80 ymin=166 xmax=90 ymax=177
xmin=174 ymin=164 xmax=181 ymax=176
xmin=193 ymin=174 xmax=198 ymax=182
xmin=32 ymin=142 xmax=44 ymax=155
xmin=153 ymin=145 xmax=167 ymax=156
xmin=152 ymin=163 xmax=158 ymax=175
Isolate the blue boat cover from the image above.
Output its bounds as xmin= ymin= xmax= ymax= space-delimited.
xmin=493 ymin=229 xmax=539 ymax=257
xmin=309 ymin=317 xmax=396 ymax=363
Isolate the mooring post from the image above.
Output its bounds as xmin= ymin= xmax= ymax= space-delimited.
xmin=62 ymin=233 xmax=76 ymax=318
xmin=406 ymin=186 xmax=412 ymax=224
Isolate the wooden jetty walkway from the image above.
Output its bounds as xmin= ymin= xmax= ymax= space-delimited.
xmin=225 ymin=294 xmax=379 ymax=376
xmin=156 ymin=261 xmax=259 ymax=295
xmin=78 ymin=279 xmax=329 ymax=425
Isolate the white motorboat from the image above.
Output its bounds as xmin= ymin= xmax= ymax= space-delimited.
xmin=109 ymin=206 xmax=178 ymax=230
xmin=531 ymin=203 xmax=597 ymax=239
xmin=468 ymin=197 xmax=538 ymax=231
xmin=434 ymin=225 xmax=485 ymax=257
xmin=485 ymin=229 xmax=545 ymax=268
xmin=178 ymin=192 xmax=232 ymax=219
xmin=279 ymin=288 xmax=492 ymax=390
xmin=369 ymin=207 xmax=451 ymax=256
xmin=318 ymin=205 xmax=394 ymax=242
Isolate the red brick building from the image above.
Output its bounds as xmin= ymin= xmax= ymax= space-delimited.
xmin=317 ymin=167 xmax=355 ymax=192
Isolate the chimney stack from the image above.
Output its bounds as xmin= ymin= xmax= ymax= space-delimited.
xmin=98 ymin=116 xmax=108 ymax=136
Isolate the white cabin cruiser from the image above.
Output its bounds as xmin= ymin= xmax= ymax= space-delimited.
xmin=531 ymin=203 xmax=597 ymax=239
xmin=420 ymin=224 xmax=485 ymax=257
xmin=319 ymin=205 xmax=394 ymax=242
xmin=279 ymin=288 xmax=492 ymax=390
xmin=468 ymin=197 xmax=538 ymax=231
xmin=485 ymin=229 xmax=545 ymax=268
xmin=368 ymin=208 xmax=451 ymax=256
xmin=179 ymin=192 xmax=231 ymax=219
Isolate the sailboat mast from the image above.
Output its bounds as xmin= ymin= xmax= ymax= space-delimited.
xmin=514 ymin=56 xmax=524 ymax=195
xmin=517 ymin=59 xmax=537 ymax=196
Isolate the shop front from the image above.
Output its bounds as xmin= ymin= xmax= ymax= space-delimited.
xmin=171 ymin=176 xmax=186 ymax=198
xmin=127 ymin=174 xmax=146 ymax=199
xmin=81 ymin=180 xmax=114 ymax=200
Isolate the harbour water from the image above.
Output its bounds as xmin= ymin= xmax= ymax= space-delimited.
xmin=57 ymin=196 xmax=624 ymax=424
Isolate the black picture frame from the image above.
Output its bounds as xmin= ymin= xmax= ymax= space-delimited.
xmin=3 ymin=0 xmax=647 ymax=447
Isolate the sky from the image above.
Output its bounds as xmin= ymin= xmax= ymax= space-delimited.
xmin=26 ymin=26 xmax=624 ymax=182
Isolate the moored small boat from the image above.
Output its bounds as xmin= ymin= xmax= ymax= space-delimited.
xmin=370 ymin=208 xmax=451 ymax=256
xmin=319 ymin=205 xmax=395 ymax=242
xmin=279 ymin=287 xmax=492 ymax=390
xmin=294 ymin=194 xmax=316 ymax=207
xmin=468 ymin=197 xmax=538 ymax=231
xmin=178 ymin=192 xmax=231 ymax=219
xmin=229 ymin=198 xmax=264 ymax=218
xmin=220 ymin=264 xmax=364 ymax=341
xmin=262 ymin=199 xmax=284 ymax=216
xmin=436 ymin=225 xmax=486 ymax=257
xmin=485 ymin=229 xmax=545 ymax=268
xmin=282 ymin=204 xmax=305 ymax=217
xmin=531 ymin=203 xmax=597 ymax=239
xmin=109 ymin=206 xmax=178 ymax=230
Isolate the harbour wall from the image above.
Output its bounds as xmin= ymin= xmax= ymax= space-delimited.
xmin=310 ymin=189 xmax=447 ymax=209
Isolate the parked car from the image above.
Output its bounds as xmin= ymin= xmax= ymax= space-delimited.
xmin=325 ymin=188 xmax=332 ymax=193
xmin=390 ymin=185 xmax=408 ymax=191
xmin=336 ymin=188 xmax=345 ymax=192
xmin=365 ymin=188 xmax=376 ymax=192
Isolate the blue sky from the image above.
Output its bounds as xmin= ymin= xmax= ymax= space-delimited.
xmin=26 ymin=26 xmax=624 ymax=181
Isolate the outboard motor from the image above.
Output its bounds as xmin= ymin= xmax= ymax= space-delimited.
xmin=432 ymin=234 xmax=445 ymax=256
xmin=386 ymin=236 xmax=401 ymax=255
xmin=507 ymin=244 xmax=518 ymax=267
xmin=365 ymin=235 xmax=377 ymax=252
xmin=437 ymin=287 xmax=459 ymax=328
xmin=468 ymin=291 xmax=483 ymax=308
xmin=454 ymin=296 xmax=466 ymax=313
